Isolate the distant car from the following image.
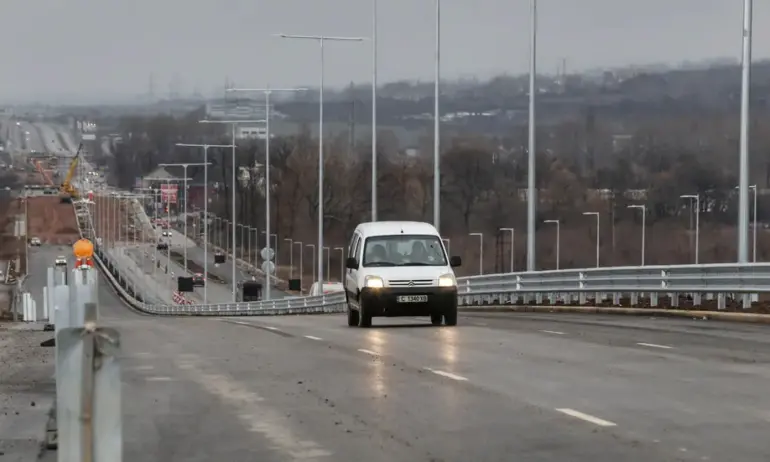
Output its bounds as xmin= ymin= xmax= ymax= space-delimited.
xmin=54 ymin=256 xmax=67 ymax=266
xmin=29 ymin=237 xmax=41 ymax=246
xmin=162 ymin=230 xmax=172 ymax=237
xmin=192 ymin=273 xmax=205 ymax=287
xmin=156 ymin=241 xmax=168 ymax=250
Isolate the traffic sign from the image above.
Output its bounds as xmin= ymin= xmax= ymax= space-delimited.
xmin=260 ymin=247 xmax=275 ymax=261
xmin=261 ymin=261 xmax=275 ymax=274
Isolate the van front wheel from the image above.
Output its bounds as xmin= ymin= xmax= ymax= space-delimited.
xmin=357 ymin=299 xmax=373 ymax=328
xmin=444 ymin=306 xmax=458 ymax=326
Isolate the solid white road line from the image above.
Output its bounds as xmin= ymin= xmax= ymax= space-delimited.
xmin=357 ymin=348 xmax=379 ymax=356
xmin=541 ymin=330 xmax=565 ymax=335
xmin=146 ymin=376 xmax=173 ymax=382
xmin=555 ymin=408 xmax=617 ymax=427
xmin=424 ymin=368 xmax=469 ymax=382
xmin=637 ymin=342 xmax=673 ymax=349
xmin=304 ymin=335 xmax=323 ymax=341
xmin=264 ymin=326 xmax=279 ymax=331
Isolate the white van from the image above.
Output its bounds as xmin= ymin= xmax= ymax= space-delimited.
xmin=344 ymin=221 xmax=462 ymax=328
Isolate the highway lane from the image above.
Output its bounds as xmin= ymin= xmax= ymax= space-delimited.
xmin=20 ymin=121 xmax=46 ymax=153
xmin=34 ymin=123 xmax=66 ymax=154
xmin=27 ymin=244 xmax=73 ymax=319
xmin=85 ymin=292 xmax=770 ymax=461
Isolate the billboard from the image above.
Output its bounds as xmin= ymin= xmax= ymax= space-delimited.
xmin=160 ymin=184 xmax=178 ymax=204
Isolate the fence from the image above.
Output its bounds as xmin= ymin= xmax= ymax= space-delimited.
xmin=44 ymin=262 xmax=122 ymax=461
xmin=73 ymin=195 xmax=770 ymax=317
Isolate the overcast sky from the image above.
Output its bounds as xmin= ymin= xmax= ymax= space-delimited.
xmin=1 ymin=0 xmax=768 ymax=102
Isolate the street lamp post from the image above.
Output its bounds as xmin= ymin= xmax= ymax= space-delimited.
xmin=736 ymin=185 xmax=758 ymax=261
xmin=175 ymin=143 xmax=235 ymax=304
xmin=433 ymin=0 xmax=441 ymax=231
xmin=225 ymin=90 xmax=305 ymax=301
xmin=334 ymin=247 xmax=345 ymax=282
xmin=583 ymin=212 xmax=600 ymax=267
xmin=277 ymin=32 xmax=365 ymax=294
xmin=738 ymin=0 xmax=753 ymax=263
xmin=198 ymin=120 xmax=263 ymax=302
xmin=680 ymin=194 xmax=700 ymax=264
xmin=306 ymin=243 xmax=316 ymax=287
xmin=294 ymin=241 xmax=303 ymax=292
xmin=499 ymin=228 xmax=515 ymax=272
xmin=324 ymin=246 xmax=331 ymax=283
xmin=469 ymin=232 xmax=483 ymax=275
xmin=543 ymin=220 xmax=560 ymax=269
xmin=627 ymin=205 xmax=646 ymax=266
xmin=371 ymin=0 xmax=379 ymax=221
xmin=158 ymin=162 xmax=210 ymax=273
xmin=526 ymin=0 xmax=538 ymax=271
xmin=284 ymin=238 xmax=293 ymax=279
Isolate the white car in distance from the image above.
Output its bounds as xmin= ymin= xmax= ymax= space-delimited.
xmin=54 ymin=256 xmax=67 ymax=266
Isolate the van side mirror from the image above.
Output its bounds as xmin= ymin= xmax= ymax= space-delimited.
xmin=450 ymin=256 xmax=462 ymax=267
xmin=345 ymin=257 xmax=359 ymax=269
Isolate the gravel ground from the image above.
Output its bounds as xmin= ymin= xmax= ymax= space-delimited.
xmin=0 ymin=323 xmax=55 ymax=461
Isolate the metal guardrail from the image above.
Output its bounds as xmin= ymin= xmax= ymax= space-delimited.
xmin=45 ymin=263 xmax=122 ymax=460
xmin=73 ymin=197 xmax=768 ymax=316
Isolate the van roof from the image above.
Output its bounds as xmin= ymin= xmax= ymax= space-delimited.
xmin=355 ymin=221 xmax=440 ymax=237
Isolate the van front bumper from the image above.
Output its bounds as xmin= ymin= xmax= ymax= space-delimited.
xmin=359 ymin=286 xmax=457 ymax=317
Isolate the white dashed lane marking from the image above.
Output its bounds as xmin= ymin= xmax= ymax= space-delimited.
xmin=357 ymin=349 xmax=379 ymax=356
xmin=541 ymin=330 xmax=565 ymax=335
xmin=146 ymin=376 xmax=173 ymax=382
xmin=555 ymin=408 xmax=617 ymax=427
xmin=424 ymin=368 xmax=469 ymax=382
xmin=304 ymin=335 xmax=323 ymax=341
xmin=637 ymin=342 xmax=673 ymax=350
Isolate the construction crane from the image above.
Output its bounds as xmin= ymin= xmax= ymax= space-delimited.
xmin=59 ymin=143 xmax=83 ymax=203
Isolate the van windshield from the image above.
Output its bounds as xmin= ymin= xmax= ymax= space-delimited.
xmin=362 ymin=234 xmax=447 ymax=267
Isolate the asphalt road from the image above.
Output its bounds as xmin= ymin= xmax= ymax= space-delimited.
xmin=27 ymin=244 xmax=73 ymax=319
xmin=79 ymin=289 xmax=770 ymax=461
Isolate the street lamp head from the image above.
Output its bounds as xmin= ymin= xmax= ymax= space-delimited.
xmin=583 ymin=212 xmax=598 ymax=216
xmin=680 ymin=194 xmax=697 ymax=199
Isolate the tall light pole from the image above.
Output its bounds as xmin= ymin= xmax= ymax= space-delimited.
xmin=158 ymin=162 xmax=210 ymax=273
xmin=499 ymin=227 xmax=515 ymax=272
xmin=198 ymin=120 xmax=264 ymax=302
xmin=680 ymin=194 xmax=700 ymax=264
xmin=324 ymin=246 xmax=331 ymax=283
xmin=526 ymin=0 xmax=538 ymax=271
xmin=469 ymin=232 xmax=483 ymax=275
xmin=294 ymin=241 xmax=303 ymax=292
xmin=627 ymin=205 xmax=646 ymax=266
xmin=226 ymin=89 xmax=306 ymax=301
xmin=284 ymin=238 xmax=293 ymax=279
xmin=433 ymin=0 xmax=441 ymax=231
xmin=306 ymin=243 xmax=316 ymax=288
xmin=334 ymin=246 xmax=345 ymax=282
xmin=738 ymin=0 xmax=753 ymax=263
xmin=176 ymin=143 xmax=234 ymax=304
xmin=371 ymin=0 xmax=379 ymax=221
xmin=736 ymin=185 xmax=758 ymax=261
xmin=543 ymin=219 xmax=560 ymax=269
xmin=277 ymin=33 xmax=365 ymax=291
xmin=583 ymin=212 xmax=600 ymax=267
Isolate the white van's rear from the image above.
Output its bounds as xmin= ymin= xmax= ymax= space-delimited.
xmin=344 ymin=221 xmax=461 ymax=328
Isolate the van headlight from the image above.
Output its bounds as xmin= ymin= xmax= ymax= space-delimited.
xmin=438 ymin=273 xmax=456 ymax=287
xmin=365 ymin=275 xmax=384 ymax=288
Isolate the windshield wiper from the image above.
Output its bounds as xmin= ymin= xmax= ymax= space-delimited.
xmin=365 ymin=261 xmax=398 ymax=266
xmin=398 ymin=262 xmax=436 ymax=266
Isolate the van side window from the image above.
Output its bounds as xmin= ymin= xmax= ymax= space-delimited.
xmin=347 ymin=234 xmax=358 ymax=258
xmin=352 ymin=234 xmax=362 ymax=262
xmin=348 ymin=234 xmax=360 ymax=258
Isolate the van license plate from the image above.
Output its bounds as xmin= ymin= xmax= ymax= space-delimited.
xmin=397 ymin=295 xmax=428 ymax=303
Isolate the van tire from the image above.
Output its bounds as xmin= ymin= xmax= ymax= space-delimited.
xmin=444 ymin=307 xmax=458 ymax=326
xmin=430 ymin=314 xmax=443 ymax=326
xmin=357 ymin=299 xmax=372 ymax=328
xmin=347 ymin=304 xmax=359 ymax=327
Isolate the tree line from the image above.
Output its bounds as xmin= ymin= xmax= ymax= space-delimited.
xmin=100 ymin=107 xmax=770 ymax=277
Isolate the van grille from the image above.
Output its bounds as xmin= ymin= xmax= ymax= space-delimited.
xmin=388 ymin=279 xmax=433 ymax=287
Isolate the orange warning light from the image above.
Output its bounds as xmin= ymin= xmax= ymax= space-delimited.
xmin=72 ymin=239 xmax=94 ymax=259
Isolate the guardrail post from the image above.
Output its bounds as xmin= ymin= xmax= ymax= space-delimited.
xmin=717 ymin=293 xmax=726 ymax=310
xmin=56 ymin=314 xmax=122 ymax=462
xmin=670 ymin=292 xmax=679 ymax=308
xmin=630 ymin=292 xmax=638 ymax=306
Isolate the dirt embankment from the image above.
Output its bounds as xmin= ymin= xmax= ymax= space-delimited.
xmin=27 ymin=197 xmax=79 ymax=245
xmin=0 ymin=197 xmax=24 ymax=266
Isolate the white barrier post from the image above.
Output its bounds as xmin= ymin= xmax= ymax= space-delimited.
xmin=43 ymin=286 xmax=49 ymax=320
